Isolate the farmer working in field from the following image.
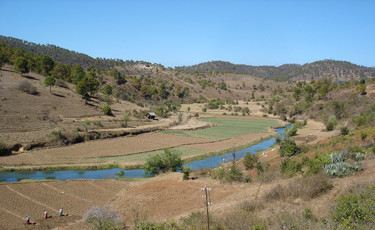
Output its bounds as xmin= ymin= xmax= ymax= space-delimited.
xmin=44 ymin=210 xmax=48 ymax=219
xmin=25 ymin=215 xmax=30 ymax=224
xmin=59 ymin=208 xmax=63 ymax=217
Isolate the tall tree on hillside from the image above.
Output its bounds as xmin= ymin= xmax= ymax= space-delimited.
xmin=14 ymin=57 xmax=29 ymax=76
xmin=44 ymin=76 xmax=56 ymax=93
xmin=71 ymin=64 xmax=85 ymax=84
xmin=53 ymin=63 xmax=70 ymax=81
xmin=76 ymin=74 xmax=100 ymax=100
xmin=39 ymin=55 xmax=54 ymax=75
xmin=293 ymin=87 xmax=301 ymax=101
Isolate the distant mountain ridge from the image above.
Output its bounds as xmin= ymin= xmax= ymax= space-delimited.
xmin=176 ymin=60 xmax=375 ymax=82
xmin=2 ymin=35 xmax=374 ymax=82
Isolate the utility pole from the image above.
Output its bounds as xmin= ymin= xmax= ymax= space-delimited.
xmin=201 ymin=185 xmax=212 ymax=230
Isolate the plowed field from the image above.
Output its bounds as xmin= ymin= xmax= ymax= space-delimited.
xmin=0 ymin=180 xmax=128 ymax=230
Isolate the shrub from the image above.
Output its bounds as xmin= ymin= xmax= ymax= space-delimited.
xmin=103 ymin=85 xmax=112 ymax=95
xmin=340 ymin=126 xmax=349 ymax=135
xmin=360 ymin=131 xmax=368 ymax=139
xmin=17 ymin=80 xmax=38 ymax=95
xmin=303 ymin=154 xmax=330 ymax=174
xmin=202 ymin=107 xmax=207 ymax=112
xmin=83 ymin=120 xmax=91 ymax=131
xmin=287 ymin=127 xmax=297 ymax=136
xmin=243 ymin=152 xmax=259 ymax=170
xmin=51 ymin=130 xmax=67 ymax=145
xmin=280 ymin=158 xmax=302 ymax=177
xmin=102 ymin=103 xmax=112 ymax=116
xmin=326 ymin=115 xmax=338 ymax=131
xmin=279 ymin=139 xmax=299 ymax=157
xmin=264 ymin=173 xmax=332 ymax=201
xmin=143 ymin=149 xmax=182 ymax=176
xmin=194 ymin=168 xmax=212 ymax=177
xmin=332 ymin=186 xmax=375 ymax=228
xmin=180 ymin=211 xmax=207 ymax=230
xmin=255 ymin=161 xmax=268 ymax=175
xmin=134 ymin=220 xmax=178 ymax=230
xmin=83 ymin=205 xmax=123 ymax=230
xmin=226 ymin=165 xmax=243 ymax=182
xmin=302 ymin=208 xmax=315 ymax=220
xmin=212 ymin=165 xmax=244 ymax=183
xmin=182 ymin=166 xmax=191 ymax=180
xmin=326 ymin=122 xmax=335 ymax=131
xmin=122 ymin=114 xmax=130 ymax=128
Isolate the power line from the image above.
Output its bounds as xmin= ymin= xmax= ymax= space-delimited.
xmin=201 ymin=185 xmax=212 ymax=230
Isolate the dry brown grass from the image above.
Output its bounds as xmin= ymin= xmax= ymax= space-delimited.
xmin=264 ymin=173 xmax=333 ymax=201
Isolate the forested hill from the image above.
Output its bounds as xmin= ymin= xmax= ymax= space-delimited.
xmin=0 ymin=35 xmax=149 ymax=70
xmin=175 ymin=60 xmax=375 ymax=82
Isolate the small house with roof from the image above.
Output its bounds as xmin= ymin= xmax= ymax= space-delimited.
xmin=146 ymin=112 xmax=156 ymax=120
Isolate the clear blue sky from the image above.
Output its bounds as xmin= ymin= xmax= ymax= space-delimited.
xmin=1 ymin=0 xmax=374 ymax=67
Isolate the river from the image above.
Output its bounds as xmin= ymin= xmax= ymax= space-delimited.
xmin=0 ymin=125 xmax=290 ymax=182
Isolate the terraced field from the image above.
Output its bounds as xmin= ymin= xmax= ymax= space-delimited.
xmin=163 ymin=117 xmax=280 ymax=140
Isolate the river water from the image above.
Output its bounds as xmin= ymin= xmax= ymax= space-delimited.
xmin=0 ymin=125 xmax=290 ymax=182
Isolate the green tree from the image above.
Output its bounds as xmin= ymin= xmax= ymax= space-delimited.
xmin=243 ymin=152 xmax=259 ymax=170
xmin=218 ymin=81 xmax=227 ymax=90
xmin=340 ymin=127 xmax=349 ymax=136
xmin=123 ymin=114 xmax=130 ymax=128
xmin=293 ymin=87 xmax=301 ymax=101
xmin=76 ymin=78 xmax=90 ymax=99
xmin=76 ymin=74 xmax=99 ymax=99
xmin=304 ymin=85 xmax=314 ymax=102
xmin=287 ymin=127 xmax=298 ymax=136
xmin=157 ymin=83 xmax=169 ymax=99
xmin=143 ymin=149 xmax=182 ymax=176
xmin=39 ymin=55 xmax=54 ymax=75
xmin=44 ymin=76 xmax=56 ymax=93
xmin=53 ymin=63 xmax=70 ymax=81
xmin=71 ymin=64 xmax=85 ymax=84
xmin=103 ymin=85 xmax=112 ymax=95
xmin=14 ymin=57 xmax=29 ymax=76
xmin=102 ymin=103 xmax=112 ymax=116
xmin=279 ymin=139 xmax=299 ymax=157
xmin=356 ymin=81 xmax=366 ymax=94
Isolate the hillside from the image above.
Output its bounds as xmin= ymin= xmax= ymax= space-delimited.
xmin=176 ymin=60 xmax=375 ymax=82
xmin=0 ymin=35 xmax=147 ymax=70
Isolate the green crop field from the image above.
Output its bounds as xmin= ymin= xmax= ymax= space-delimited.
xmin=89 ymin=147 xmax=208 ymax=164
xmin=163 ymin=117 xmax=280 ymax=140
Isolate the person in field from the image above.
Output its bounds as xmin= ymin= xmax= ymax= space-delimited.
xmin=44 ymin=210 xmax=48 ymax=219
xmin=25 ymin=215 xmax=30 ymax=224
xmin=59 ymin=208 xmax=63 ymax=217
